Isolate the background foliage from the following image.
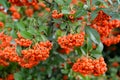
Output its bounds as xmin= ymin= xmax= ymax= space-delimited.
xmin=0 ymin=0 xmax=120 ymax=80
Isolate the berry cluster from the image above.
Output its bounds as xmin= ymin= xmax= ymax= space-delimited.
xmin=15 ymin=33 xmax=32 ymax=47
xmin=91 ymin=10 xmax=120 ymax=46
xmin=0 ymin=22 xmax=4 ymax=28
xmin=92 ymin=57 xmax=107 ymax=76
xmin=57 ymin=32 xmax=85 ymax=54
xmin=25 ymin=8 xmax=34 ymax=17
xmin=8 ymin=1 xmax=50 ymax=20
xmin=91 ymin=10 xmax=111 ymax=26
xmin=101 ymin=35 xmax=120 ymax=46
xmin=71 ymin=0 xmax=86 ymax=4
xmin=8 ymin=0 xmax=38 ymax=6
xmin=72 ymin=57 xmax=94 ymax=76
xmin=72 ymin=57 xmax=107 ymax=76
xmin=112 ymin=62 xmax=119 ymax=67
xmin=0 ymin=32 xmax=12 ymax=66
xmin=51 ymin=8 xmax=84 ymax=23
xmin=5 ymin=74 xmax=14 ymax=80
xmin=52 ymin=10 xmax=63 ymax=19
xmin=0 ymin=47 xmax=19 ymax=66
xmin=20 ymin=41 xmax=52 ymax=68
xmin=68 ymin=10 xmax=76 ymax=22
xmin=15 ymin=38 xmax=32 ymax=47
xmin=0 ymin=32 xmax=12 ymax=49
xmin=0 ymin=32 xmax=52 ymax=68
xmin=9 ymin=5 xmax=21 ymax=20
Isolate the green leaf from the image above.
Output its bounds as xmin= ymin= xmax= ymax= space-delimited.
xmin=0 ymin=66 xmax=4 ymax=70
xmin=86 ymin=0 xmax=91 ymax=8
xmin=55 ymin=0 xmax=64 ymax=5
xmin=85 ymin=26 xmax=100 ymax=44
xmin=47 ymin=67 xmax=52 ymax=77
xmin=84 ymin=76 xmax=91 ymax=80
xmin=65 ymin=0 xmax=72 ymax=5
xmin=90 ymin=8 xmax=103 ymax=20
xmin=14 ymin=72 xmax=23 ymax=80
xmin=16 ymin=22 xmax=25 ymax=31
xmin=39 ymin=26 xmax=48 ymax=35
xmin=55 ymin=30 xmax=66 ymax=39
xmin=61 ymin=9 xmax=70 ymax=14
xmin=60 ymin=23 xmax=67 ymax=29
xmin=109 ymin=12 xmax=120 ymax=20
xmin=61 ymin=69 xmax=68 ymax=74
xmin=96 ymin=42 xmax=103 ymax=53
xmin=26 ymin=75 xmax=32 ymax=80
xmin=90 ymin=42 xmax=103 ymax=58
xmin=61 ymin=6 xmax=70 ymax=14
xmin=10 ymin=30 xmax=17 ymax=38
xmin=75 ymin=47 xmax=82 ymax=56
xmin=56 ymin=30 xmax=63 ymax=37
xmin=58 ymin=53 xmax=67 ymax=60
xmin=0 ymin=0 xmax=8 ymax=8
xmin=117 ymin=0 xmax=120 ymax=4
xmin=20 ymin=31 xmax=33 ymax=39
xmin=108 ymin=0 xmax=113 ymax=5
xmin=80 ymin=47 xmax=86 ymax=55
xmin=16 ymin=45 xmax=22 ymax=56
xmin=28 ymin=29 xmax=36 ymax=35
xmin=87 ymin=37 xmax=92 ymax=51
xmin=28 ymin=26 xmax=39 ymax=35
xmin=0 ymin=13 xmax=6 ymax=21
xmin=75 ymin=9 xmax=86 ymax=18
xmin=40 ymin=34 xmax=47 ymax=41
xmin=91 ymin=50 xmax=102 ymax=58
xmin=50 ymin=77 xmax=56 ymax=80
xmin=36 ymin=36 xmax=43 ymax=42
xmin=102 ymin=9 xmax=120 ymax=19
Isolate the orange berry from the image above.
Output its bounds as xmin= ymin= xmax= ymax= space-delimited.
xmin=0 ymin=78 xmax=3 ymax=80
xmin=0 ymin=22 xmax=4 ymax=28
xmin=70 ymin=10 xmax=76 ymax=14
xmin=38 ymin=12 xmax=44 ymax=17
xmin=45 ymin=8 xmax=50 ymax=12
xmin=52 ymin=10 xmax=58 ymax=14
xmin=91 ymin=6 xmax=96 ymax=11
xmin=112 ymin=62 xmax=119 ymax=67
xmin=63 ymin=75 xmax=68 ymax=80
xmin=25 ymin=8 xmax=33 ymax=17
xmin=92 ymin=43 xmax=97 ymax=49
xmin=12 ymin=12 xmax=21 ymax=19
xmin=9 ymin=5 xmax=17 ymax=12
xmin=71 ymin=0 xmax=78 ymax=4
xmin=34 ymin=4 xmax=40 ymax=10
xmin=39 ymin=2 xmax=46 ymax=8
xmin=6 ymin=74 xmax=14 ymax=80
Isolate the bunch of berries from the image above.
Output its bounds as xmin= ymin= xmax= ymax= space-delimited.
xmin=0 ymin=32 xmax=12 ymax=49
xmin=57 ymin=32 xmax=85 ymax=54
xmin=8 ymin=0 xmax=38 ymax=6
xmin=72 ymin=57 xmax=107 ymax=76
xmin=0 ymin=22 xmax=4 ymax=28
xmin=0 ymin=32 xmax=52 ymax=68
xmin=8 ymin=1 xmax=50 ymax=19
xmin=91 ymin=10 xmax=120 ymax=46
xmin=9 ymin=5 xmax=21 ymax=20
xmin=101 ymin=35 xmax=120 ymax=46
xmin=19 ymin=41 xmax=52 ymax=68
xmin=15 ymin=33 xmax=32 ymax=47
xmin=52 ymin=10 xmax=63 ymax=19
